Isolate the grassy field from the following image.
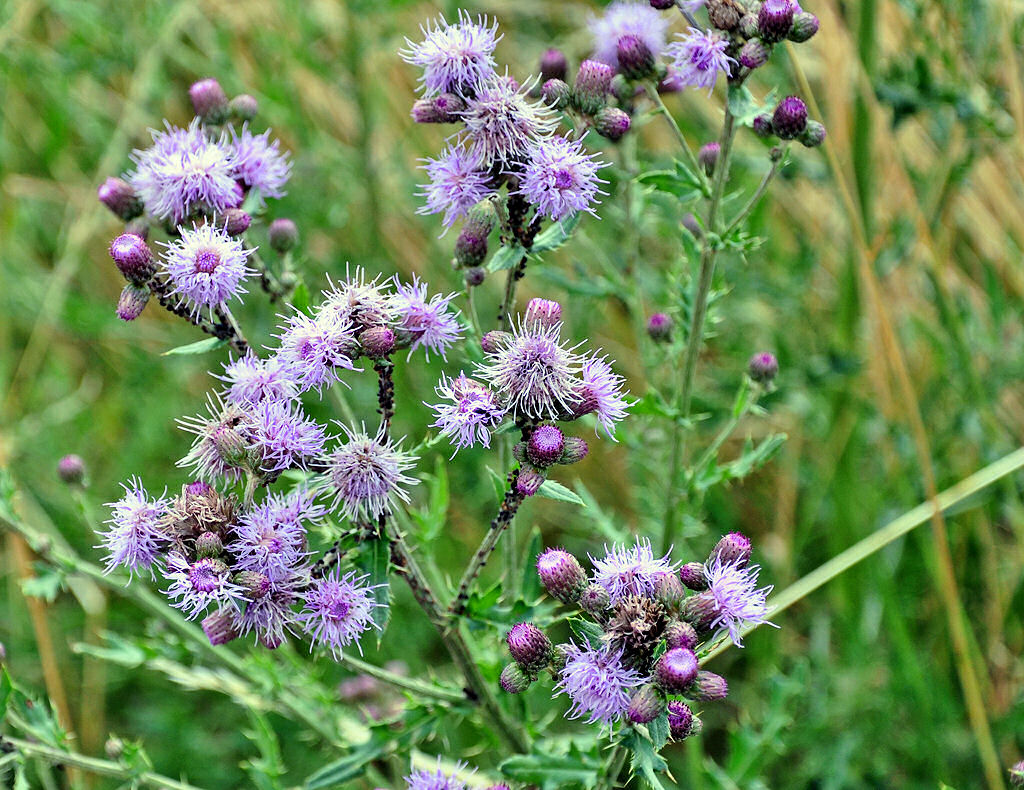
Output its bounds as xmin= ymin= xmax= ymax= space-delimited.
xmin=2 ymin=0 xmax=1024 ymax=787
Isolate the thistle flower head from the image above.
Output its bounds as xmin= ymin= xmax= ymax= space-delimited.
xmin=703 ymin=555 xmax=775 ymax=646
xmin=160 ymin=223 xmax=255 ymax=317
xmin=554 ymin=640 xmax=643 ymax=725
xmin=404 ymin=757 xmax=472 ymax=790
xmin=247 ymin=399 xmax=327 ymax=475
xmin=229 ymin=124 xmax=292 ymax=200
xmin=177 ymin=395 xmax=254 ymax=482
xmin=229 ymin=488 xmax=321 ymax=575
xmin=274 ymin=310 xmax=360 ymax=394
xmin=218 ymin=353 xmax=298 ymax=408
xmin=321 ymin=267 xmax=398 ymax=332
xmin=575 ymin=353 xmax=633 ymax=438
xmin=666 ymin=28 xmax=736 ymax=95
xmin=418 ymin=143 xmax=495 ymax=230
xmin=519 ymin=136 xmax=607 ymax=221
xmin=589 ymin=1 xmax=668 ymax=70
xmin=400 ymin=11 xmax=501 ymax=98
xmin=297 ymin=568 xmax=382 ymax=659
xmin=461 ymin=75 xmax=557 ymax=166
xmin=163 ymin=553 xmax=244 ymax=619
xmin=99 ymin=477 xmax=168 ymax=577
xmin=537 ymin=548 xmax=588 ymax=603
xmin=390 ymin=276 xmax=464 ymax=360
xmin=428 ymin=373 xmax=507 ymax=456
xmin=590 ymin=537 xmax=679 ymax=605
xmin=232 ymin=564 xmax=306 ymax=646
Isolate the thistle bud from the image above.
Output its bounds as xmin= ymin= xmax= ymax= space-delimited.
xmin=799 ymin=119 xmax=827 ymax=148
xmin=708 ymin=0 xmax=742 ymax=30
xmin=195 ymin=531 xmax=223 ymax=559
xmin=105 ymin=736 xmax=125 ymax=760
xmin=481 ymin=331 xmax=509 ymax=354
xmin=655 ymin=647 xmax=699 ymax=692
xmin=268 ymin=218 xmax=298 ymax=252
xmin=594 ymin=106 xmax=631 ymax=141
xmin=524 ymin=298 xmax=562 ymax=330
xmin=616 ymin=34 xmax=655 ymax=80
xmin=739 ymin=38 xmax=770 ymax=70
xmin=97 ymin=177 xmax=143 ymax=221
xmin=551 ymin=643 xmax=572 ymax=673
xmin=229 ymin=93 xmax=259 ymax=122
xmin=687 ymin=670 xmax=729 ymax=700
xmin=758 ymin=0 xmax=795 ymax=43
xmin=358 ymin=326 xmax=396 ymax=358
xmin=117 ymin=283 xmax=151 ymax=322
xmin=627 ymin=684 xmax=666 ymax=724
xmin=748 ymin=351 xmax=779 ymax=383
xmin=647 ymin=312 xmax=673 ymax=343
xmin=57 ymin=454 xmax=86 ymax=485
xmin=787 ymin=11 xmax=820 ymax=42
xmin=527 ymin=425 xmax=565 ymax=467
xmin=558 ymin=436 xmax=590 ymax=465
xmin=189 ymin=78 xmax=229 ymax=124
xmin=499 ymin=662 xmax=532 ymax=694
xmin=698 ymin=142 xmax=720 ymax=176
xmin=668 ymin=700 xmax=700 ymax=740
xmin=233 ymin=571 xmax=271 ymax=600
xmin=540 ymin=48 xmax=568 ymax=83
xmin=411 ymin=94 xmax=466 ymax=123
xmin=109 ymin=233 xmax=155 ymax=284
xmin=682 ymin=213 xmax=703 ymax=238
xmin=680 ymin=591 xmax=718 ymax=631
xmin=212 ymin=425 xmax=251 ymax=469
xmin=541 ymin=78 xmax=572 ymax=110
xmin=739 ymin=13 xmax=760 ymax=38
xmin=464 ymin=267 xmax=486 ymax=287
xmin=579 ymin=582 xmax=611 ymax=617
xmin=572 ymin=60 xmax=614 ymax=115
xmin=711 ymin=532 xmax=752 ymax=565
xmin=201 ymin=610 xmax=240 ymax=646
xmin=772 ymin=95 xmax=807 ymax=139
xmin=679 ymin=562 xmax=709 ymax=591
xmin=516 ymin=466 xmax=546 ymax=497
xmin=536 ymin=548 xmax=587 ymax=604
xmin=655 ymin=573 xmax=686 ymax=609
xmin=649 ymin=0 xmax=675 ymax=8
xmin=507 ymin=622 xmax=553 ymax=671
xmin=455 ymin=202 xmax=497 ymax=267
xmin=752 ymin=113 xmax=775 ymax=138
xmin=220 ymin=208 xmax=251 ymax=236
xmin=663 ymin=619 xmax=699 ymax=651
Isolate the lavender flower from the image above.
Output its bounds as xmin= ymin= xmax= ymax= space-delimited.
xmin=418 ymin=143 xmax=495 ymax=229
xmin=576 ymin=354 xmax=633 ymax=438
xmin=160 ymin=223 xmax=255 ymax=317
xmin=589 ymin=1 xmax=668 ymax=70
xmin=590 ymin=537 xmax=678 ymax=604
xmin=317 ymin=424 xmax=419 ymax=521
xmin=128 ymin=120 xmax=240 ymax=223
xmin=248 ymin=399 xmax=327 ymax=475
xmin=390 ymin=276 xmax=464 ymax=360
xmin=404 ymin=758 xmax=472 ymax=790
xmin=428 ymin=373 xmax=507 ymax=455
xmin=233 ymin=564 xmax=306 ymax=646
xmin=297 ymin=568 xmax=382 ymax=659
xmin=666 ymin=28 xmax=736 ymax=95
xmin=99 ymin=477 xmax=168 ymax=577
xmin=229 ymin=124 xmax=292 ymax=199
xmin=400 ymin=11 xmax=501 ymax=97
xmin=461 ymin=76 xmax=557 ymax=166
xmin=229 ymin=489 xmax=321 ymax=575
xmin=320 ymin=267 xmax=398 ymax=332
xmin=519 ymin=136 xmax=607 ymax=222
xmin=703 ymin=555 xmax=776 ymax=646
xmin=177 ymin=396 xmax=254 ymax=482
xmin=275 ymin=311 xmax=360 ymax=394
xmin=217 ymin=353 xmax=298 ymax=407
xmin=163 ymin=553 xmax=244 ymax=619
xmin=554 ymin=641 xmax=643 ymax=725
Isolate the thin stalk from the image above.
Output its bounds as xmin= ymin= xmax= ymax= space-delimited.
xmin=644 ymin=84 xmax=709 ymax=194
xmin=722 ymin=148 xmax=789 ymax=238
xmin=498 ymin=256 xmax=527 ymax=331
xmin=689 ymin=380 xmax=761 ymax=486
xmin=596 ymin=742 xmax=629 ymax=790
xmin=339 ymin=655 xmax=464 ymax=704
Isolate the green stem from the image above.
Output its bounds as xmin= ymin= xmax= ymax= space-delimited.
xmin=644 ymin=84 xmax=710 ymax=195
xmin=722 ymin=147 xmax=789 ymax=238
xmin=596 ymin=742 xmax=629 ymax=790
xmin=339 ymin=655 xmax=464 ymax=704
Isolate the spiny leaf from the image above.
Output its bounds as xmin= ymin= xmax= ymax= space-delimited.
xmin=162 ymin=336 xmax=228 ymax=356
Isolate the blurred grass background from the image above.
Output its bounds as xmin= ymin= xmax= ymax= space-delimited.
xmin=2 ymin=0 xmax=1024 ymax=787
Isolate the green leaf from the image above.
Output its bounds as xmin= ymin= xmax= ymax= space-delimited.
xmin=289 ymin=280 xmax=311 ymax=314
xmin=529 ymin=212 xmax=581 ymax=255
xmin=162 ymin=336 xmax=228 ymax=356
xmin=410 ymin=458 xmax=449 ymax=543
xmin=728 ymin=83 xmax=778 ymax=128
xmin=240 ymin=187 xmax=264 ymax=214
xmin=637 ymin=160 xmax=704 ymax=201
xmin=20 ymin=565 xmax=64 ymax=602
xmin=520 ymin=526 xmax=544 ymax=602
xmin=648 ymin=711 xmax=670 ymax=752
xmin=499 ymin=753 xmax=599 ymax=790
xmin=304 ymin=742 xmax=383 ymax=788
xmin=623 ymin=729 xmax=669 ymax=789
xmin=569 ymin=617 xmax=605 ymax=644
xmin=355 ymin=536 xmax=391 ymax=643
xmin=0 ymin=668 xmax=13 ymax=720
xmin=487 ymin=243 xmax=526 ymax=272
xmin=536 ymin=480 xmax=586 ymax=507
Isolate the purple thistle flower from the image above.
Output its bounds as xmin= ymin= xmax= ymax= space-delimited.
xmin=99 ymin=477 xmax=168 ymax=577
xmin=590 ymin=537 xmax=679 ymax=605
xmin=575 ymin=354 xmax=633 ymax=438
xmin=554 ymin=640 xmax=643 ymax=725
xmin=297 ymin=568 xmax=383 ymax=659
xmin=404 ymin=758 xmax=472 ymax=790
xmin=230 ymin=495 xmax=309 ymax=576
xmin=589 ymin=1 xmax=668 ymax=70
xmin=275 ymin=311 xmax=360 ymax=394
xmin=703 ymin=555 xmax=776 ymax=646
xmin=217 ymin=352 xmax=299 ymax=408
xmin=428 ymin=373 xmax=507 ymax=455
xmin=177 ymin=395 xmax=254 ymax=483
xmin=233 ymin=564 xmax=306 ymax=646
xmin=400 ymin=11 xmax=501 ymax=98
xmin=248 ymin=399 xmax=327 ymax=475
xmin=317 ymin=424 xmax=419 ymax=521
xmin=160 ymin=223 xmax=255 ymax=318
xmin=519 ymin=136 xmax=607 ymax=222
xmin=418 ymin=143 xmax=495 ymax=229
xmin=666 ymin=28 xmax=736 ymax=95
xmin=163 ymin=553 xmax=245 ymax=619
xmin=475 ymin=319 xmax=585 ymax=420
xmin=320 ymin=267 xmax=398 ymax=332
xmin=127 ymin=119 xmax=241 ymax=223
xmin=229 ymin=124 xmax=292 ymax=199
xmin=461 ymin=75 xmax=557 ymax=167
xmin=390 ymin=276 xmax=464 ymax=360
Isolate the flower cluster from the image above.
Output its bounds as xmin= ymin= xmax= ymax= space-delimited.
xmin=499 ymin=534 xmax=774 ymax=739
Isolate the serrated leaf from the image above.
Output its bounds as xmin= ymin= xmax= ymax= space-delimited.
xmin=637 ymin=160 xmax=704 ymax=201
xmin=162 ymin=336 xmax=228 ymax=356
xmin=499 ymin=753 xmax=599 ymax=790
xmin=529 ymin=212 xmax=581 ymax=255
xmin=728 ymin=83 xmax=778 ymax=128
xmin=536 ymin=480 xmax=586 ymax=507
xmin=304 ymin=742 xmax=383 ymax=788
xmin=569 ymin=617 xmax=605 ymax=644
xmin=648 ymin=711 xmax=670 ymax=752
xmin=20 ymin=566 xmax=64 ymax=602
xmin=623 ymin=729 xmax=669 ymax=789
xmin=355 ymin=536 xmax=391 ymax=644
xmin=486 ymin=243 xmax=526 ymax=272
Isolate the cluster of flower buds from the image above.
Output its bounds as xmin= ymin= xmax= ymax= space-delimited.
xmin=692 ymin=0 xmax=819 ymax=73
xmin=753 ymin=94 xmax=826 ymax=147
xmin=541 ymin=57 xmax=632 ymax=143
xmin=500 ymin=533 xmax=773 ymax=744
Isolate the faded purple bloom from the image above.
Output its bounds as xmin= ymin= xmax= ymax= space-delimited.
xmin=160 ymin=223 xmax=255 ymax=317
xmin=248 ymin=399 xmax=327 ymax=475
xmin=229 ymin=490 xmax=321 ymax=575
xmin=462 ymin=75 xmax=557 ymax=166
xmin=576 ymin=354 xmax=633 ymax=438
xmin=589 ymin=1 xmax=668 ymax=70
xmin=217 ymin=353 xmax=298 ymax=407
xmin=390 ymin=276 xmax=464 ymax=360
xmin=666 ymin=28 xmax=736 ymax=94
xmin=233 ymin=564 xmax=306 ymax=646
xmin=275 ymin=311 xmax=360 ymax=394
xmin=404 ymin=758 xmax=472 ymax=790
xmin=554 ymin=641 xmax=643 ymax=725
xmin=163 ymin=553 xmax=244 ymax=619
xmin=428 ymin=373 xmax=507 ymax=455
xmin=418 ymin=143 xmax=495 ymax=229
xmin=317 ymin=424 xmax=419 ymax=521
xmin=590 ymin=537 xmax=678 ymax=604
xmin=127 ymin=119 xmax=240 ymax=223
xmin=99 ymin=477 xmax=167 ymax=577
xmin=229 ymin=124 xmax=292 ymax=199
xmin=519 ymin=136 xmax=607 ymax=221
xmin=400 ymin=11 xmax=500 ymax=97
xmin=475 ymin=319 xmax=585 ymax=420
xmin=704 ymin=555 xmax=776 ymax=646
xmin=320 ymin=267 xmax=398 ymax=332
xmin=177 ymin=395 xmax=254 ymax=482
xmin=297 ymin=568 xmax=382 ymax=659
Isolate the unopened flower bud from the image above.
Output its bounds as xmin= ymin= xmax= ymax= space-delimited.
xmin=551 ymin=643 xmax=572 ymax=673
xmin=202 ymin=610 xmax=240 ymax=646
xmin=109 ymin=233 xmax=155 ymax=284
xmin=455 ymin=202 xmax=497 ymax=267
xmin=758 ymin=0 xmax=795 ymax=42
xmin=628 ymin=684 xmax=666 ymax=724
xmin=57 ymin=454 xmax=86 ymax=485
xmin=516 ymin=466 xmax=546 ymax=497
xmin=499 ymin=662 xmax=532 ymax=694
xmin=655 ymin=573 xmax=686 ymax=609
xmin=541 ymin=78 xmax=572 ymax=110
xmin=464 ymin=267 xmax=486 ymax=287
xmin=594 ymin=106 xmax=631 ymax=141
xmin=772 ymin=95 xmax=807 ymax=139
xmin=229 ymin=93 xmax=259 ymax=122
xmin=739 ymin=38 xmax=770 ymax=69
xmin=220 ymin=208 xmax=251 ymax=236
xmin=359 ymin=326 xmax=396 ymax=358
xmin=260 ymin=633 xmax=284 ymax=650
xmin=579 ymin=583 xmax=611 ymax=617
xmin=680 ymin=591 xmax=718 ymax=631
xmin=268 ymin=218 xmax=298 ymax=252
xmin=527 ymin=425 xmax=565 ymax=467
xmin=708 ymin=0 xmax=742 ymax=30
xmin=507 ymin=622 xmax=553 ymax=671
xmin=698 ymin=142 xmax=720 ymax=176
xmin=663 ymin=619 xmax=699 ymax=651
xmin=558 ymin=436 xmax=589 ymax=465
xmin=616 ymin=34 xmax=655 ymax=80
xmin=573 ymin=60 xmax=614 ymax=115
xmin=233 ymin=571 xmax=271 ymax=599
xmin=712 ymin=532 xmax=753 ymax=565
xmin=412 ymin=94 xmax=466 ymax=123
xmin=481 ymin=330 xmax=509 ymax=354
xmin=540 ymin=48 xmax=568 ymax=83
xmin=98 ymin=177 xmax=143 ymax=221
xmin=189 ymin=78 xmax=229 ymax=124
xmin=105 ymin=736 xmax=125 ymax=760
xmin=195 ymin=531 xmax=223 ymax=558
xmin=748 ymin=351 xmax=779 ymax=383
xmin=753 ymin=113 xmax=775 ymax=138
xmin=668 ymin=700 xmax=700 ymax=740
xmin=687 ymin=670 xmax=729 ymax=700
xmin=212 ymin=425 xmax=250 ymax=468
xmin=739 ymin=13 xmax=760 ymax=38
xmin=655 ymin=647 xmax=699 ymax=692
xmin=799 ymin=119 xmax=827 ymax=148
xmin=524 ymin=297 xmax=562 ymax=330
xmin=679 ymin=562 xmax=709 ymax=591
xmin=649 ymin=0 xmax=675 ymax=8
xmin=536 ymin=548 xmax=587 ymax=604
xmin=647 ymin=312 xmax=673 ymax=342
xmin=788 ymin=11 xmax=820 ymax=42
xmin=117 ymin=283 xmax=151 ymax=321
xmin=682 ymin=213 xmax=703 ymax=238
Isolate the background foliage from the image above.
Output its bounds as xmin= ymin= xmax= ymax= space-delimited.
xmin=1 ymin=0 xmax=1023 ymax=787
